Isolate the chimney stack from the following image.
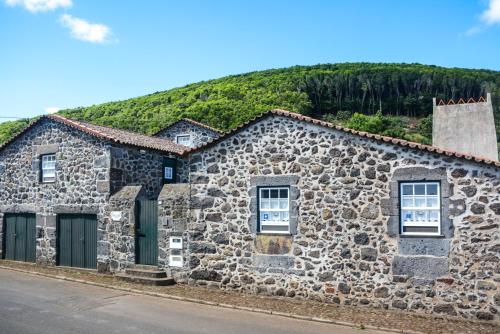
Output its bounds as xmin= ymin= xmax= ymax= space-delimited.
xmin=432 ymin=93 xmax=498 ymax=161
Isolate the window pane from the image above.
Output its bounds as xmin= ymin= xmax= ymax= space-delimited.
xmin=402 ymin=184 xmax=413 ymax=195
xmin=414 ymin=197 xmax=426 ymax=207
xmin=279 ymin=189 xmax=288 ymax=198
xmin=261 ymin=189 xmax=269 ymax=198
xmin=402 ymin=198 xmax=413 ymax=207
xmin=279 ymin=199 xmax=288 ymax=209
xmin=164 ymin=167 xmax=173 ymax=179
xmin=427 ymin=197 xmax=438 ymax=208
xmin=270 ymin=189 xmax=279 ymax=198
xmin=402 ymin=210 xmax=414 ymax=222
xmin=414 ymin=184 xmax=425 ymax=195
xmin=429 ymin=210 xmax=439 ymax=222
xmin=270 ymin=199 xmax=279 ymax=209
xmin=414 ymin=210 xmax=427 ymax=222
xmin=427 ymin=184 xmax=438 ymax=195
xmin=176 ymin=135 xmax=191 ymax=145
xmin=281 ymin=211 xmax=289 ymax=221
xmin=260 ymin=199 xmax=269 ymax=209
xmin=261 ymin=212 xmax=270 ymax=221
xmin=270 ymin=212 xmax=281 ymax=221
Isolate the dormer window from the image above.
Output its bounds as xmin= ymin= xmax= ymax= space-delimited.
xmin=175 ymin=134 xmax=191 ymax=147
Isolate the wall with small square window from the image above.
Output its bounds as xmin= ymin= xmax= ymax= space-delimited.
xmin=249 ymin=175 xmax=300 ymax=235
xmin=400 ymin=182 xmax=441 ymax=236
xmin=40 ymin=154 xmax=56 ymax=183
xmin=154 ymin=120 xmax=220 ymax=148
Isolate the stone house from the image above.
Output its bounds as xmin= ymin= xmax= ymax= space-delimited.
xmin=1 ymin=106 xmax=499 ymax=321
xmin=159 ymin=109 xmax=499 ymax=321
xmin=0 ymin=114 xmax=188 ymax=272
xmin=153 ymin=118 xmax=223 ymax=148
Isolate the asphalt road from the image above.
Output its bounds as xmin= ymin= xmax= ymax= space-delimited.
xmin=0 ymin=268 xmax=388 ymax=334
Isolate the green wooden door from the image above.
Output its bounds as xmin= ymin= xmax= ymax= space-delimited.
xmin=57 ymin=214 xmax=97 ymax=269
xmin=136 ymin=200 xmax=158 ymax=265
xmin=3 ymin=213 xmax=36 ymax=262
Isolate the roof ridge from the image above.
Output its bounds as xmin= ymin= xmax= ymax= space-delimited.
xmin=185 ymin=109 xmax=500 ymax=168
xmin=0 ymin=114 xmax=186 ymax=155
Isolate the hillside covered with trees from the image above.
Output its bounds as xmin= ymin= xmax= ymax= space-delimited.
xmin=1 ymin=63 xmax=499 ymax=150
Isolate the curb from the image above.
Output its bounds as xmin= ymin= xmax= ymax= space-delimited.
xmin=0 ymin=265 xmax=423 ymax=334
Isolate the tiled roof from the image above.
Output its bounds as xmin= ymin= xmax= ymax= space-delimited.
xmin=185 ymin=109 xmax=500 ymax=168
xmin=153 ymin=118 xmax=224 ymax=136
xmin=0 ymin=114 xmax=187 ymax=155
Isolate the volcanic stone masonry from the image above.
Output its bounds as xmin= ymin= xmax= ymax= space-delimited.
xmin=159 ymin=114 xmax=500 ymax=321
xmin=0 ymin=117 xmax=187 ymax=272
xmin=154 ymin=119 xmax=221 ymax=148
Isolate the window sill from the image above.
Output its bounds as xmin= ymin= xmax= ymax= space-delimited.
xmin=399 ymin=234 xmax=446 ymax=239
xmin=257 ymin=232 xmax=293 ymax=237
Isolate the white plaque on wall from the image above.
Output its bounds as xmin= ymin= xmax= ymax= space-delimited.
xmin=110 ymin=211 xmax=122 ymax=221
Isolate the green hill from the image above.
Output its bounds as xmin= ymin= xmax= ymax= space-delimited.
xmin=1 ymin=63 xmax=499 ymax=150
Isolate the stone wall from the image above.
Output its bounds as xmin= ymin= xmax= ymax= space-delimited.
xmin=110 ymin=146 xmax=188 ymax=199
xmin=154 ymin=120 xmax=220 ymax=148
xmin=157 ymin=183 xmax=191 ymax=277
xmin=102 ymin=185 xmax=146 ymax=272
xmin=0 ymin=119 xmax=110 ymax=267
xmin=180 ymin=115 xmax=499 ymax=321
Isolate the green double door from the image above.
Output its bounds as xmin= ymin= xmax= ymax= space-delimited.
xmin=58 ymin=214 xmax=97 ymax=269
xmin=3 ymin=213 xmax=36 ymax=262
xmin=136 ymin=200 xmax=158 ymax=265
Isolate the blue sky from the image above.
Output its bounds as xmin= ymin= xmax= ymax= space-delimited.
xmin=1 ymin=0 xmax=499 ymax=121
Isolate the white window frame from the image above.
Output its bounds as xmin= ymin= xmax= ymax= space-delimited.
xmin=400 ymin=182 xmax=441 ymax=236
xmin=41 ymin=154 xmax=56 ymax=183
xmin=164 ymin=166 xmax=173 ymax=180
xmin=175 ymin=134 xmax=191 ymax=147
xmin=258 ymin=187 xmax=290 ymax=234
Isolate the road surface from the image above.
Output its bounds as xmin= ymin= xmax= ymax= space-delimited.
xmin=0 ymin=268 xmax=388 ymax=334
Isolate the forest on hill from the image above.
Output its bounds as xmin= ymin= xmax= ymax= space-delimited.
xmin=1 ymin=63 xmax=499 ymax=150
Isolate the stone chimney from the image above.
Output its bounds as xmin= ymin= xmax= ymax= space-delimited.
xmin=432 ymin=93 xmax=498 ymax=161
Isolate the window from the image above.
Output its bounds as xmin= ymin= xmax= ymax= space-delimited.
xmin=164 ymin=167 xmax=173 ymax=180
xmin=41 ymin=154 xmax=56 ymax=183
xmin=258 ymin=187 xmax=290 ymax=234
xmin=163 ymin=158 xmax=176 ymax=184
xmin=176 ymin=134 xmax=191 ymax=147
xmin=400 ymin=182 xmax=441 ymax=236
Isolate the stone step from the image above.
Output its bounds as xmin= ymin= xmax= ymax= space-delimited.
xmin=133 ymin=264 xmax=159 ymax=271
xmin=116 ymin=274 xmax=175 ymax=286
xmin=125 ymin=268 xmax=167 ymax=278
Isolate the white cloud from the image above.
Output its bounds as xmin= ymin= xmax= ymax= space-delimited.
xmin=464 ymin=0 xmax=500 ymax=36
xmin=5 ymin=0 xmax=72 ymax=12
xmin=465 ymin=26 xmax=482 ymax=36
xmin=44 ymin=107 xmax=60 ymax=114
xmin=481 ymin=0 xmax=500 ymax=25
xmin=59 ymin=14 xmax=112 ymax=43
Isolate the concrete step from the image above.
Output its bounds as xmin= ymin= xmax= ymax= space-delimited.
xmin=133 ymin=264 xmax=159 ymax=271
xmin=116 ymin=274 xmax=175 ymax=286
xmin=125 ymin=268 xmax=167 ymax=279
